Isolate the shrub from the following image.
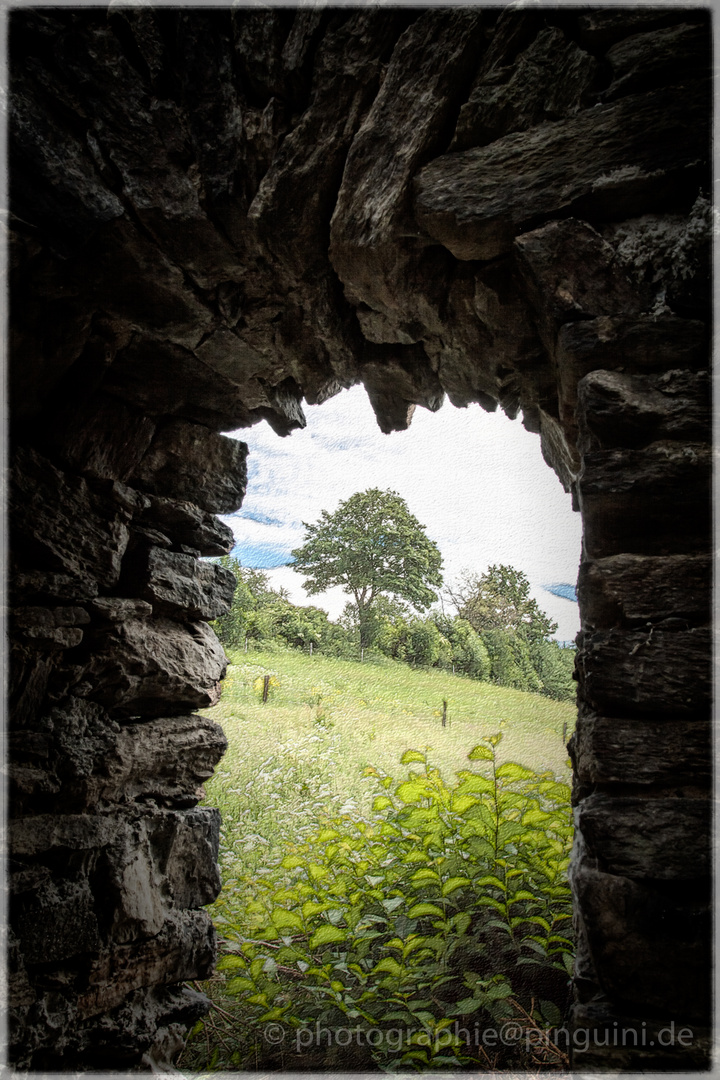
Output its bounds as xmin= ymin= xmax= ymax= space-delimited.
xmin=182 ymin=736 xmax=573 ymax=1072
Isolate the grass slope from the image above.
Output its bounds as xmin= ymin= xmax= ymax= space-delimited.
xmin=202 ymin=647 xmax=576 ymax=875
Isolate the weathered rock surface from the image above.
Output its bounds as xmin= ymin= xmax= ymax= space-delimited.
xmin=7 ymin=7 xmax=712 ymax=1072
xmin=11 ymin=446 xmax=131 ymax=590
xmin=83 ymin=617 xmax=227 ymax=717
xmin=577 ymin=368 xmax=710 ymax=452
xmin=141 ymin=495 xmax=235 ymax=557
xmin=572 ymin=711 xmax=711 ymax=787
xmin=603 ymin=22 xmax=711 ymax=103
xmin=575 ymin=794 xmax=710 ymax=878
xmin=578 ymin=442 xmax=711 ymax=558
xmin=414 ymin=84 xmax=709 ymax=261
xmin=577 ymin=553 xmax=710 ymax=629
xmin=452 ymin=26 xmax=599 ymax=150
xmin=571 ymin=852 xmax=710 ymax=1020
xmin=576 ymin=627 xmax=711 ymax=719
xmin=135 ymin=546 xmax=236 ymax=621
xmin=130 ymin=419 xmax=248 ymax=514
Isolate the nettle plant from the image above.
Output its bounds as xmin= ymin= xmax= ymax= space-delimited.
xmin=190 ymin=736 xmax=573 ymax=1072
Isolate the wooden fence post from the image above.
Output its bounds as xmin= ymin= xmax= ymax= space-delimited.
xmin=262 ymin=674 xmax=270 ymax=703
xmin=442 ymin=700 xmax=447 ymax=728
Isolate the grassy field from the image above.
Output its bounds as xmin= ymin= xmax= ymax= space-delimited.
xmin=179 ymin=648 xmax=577 ymax=1073
xmin=201 ymin=646 xmax=576 ymax=876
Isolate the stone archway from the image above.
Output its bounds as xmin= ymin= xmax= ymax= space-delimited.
xmin=8 ymin=7 xmax=711 ymax=1070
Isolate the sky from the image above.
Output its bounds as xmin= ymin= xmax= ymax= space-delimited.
xmin=222 ymin=385 xmax=583 ymax=642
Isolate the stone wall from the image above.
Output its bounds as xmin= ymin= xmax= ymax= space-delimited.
xmin=8 ymin=7 xmax=712 ymax=1070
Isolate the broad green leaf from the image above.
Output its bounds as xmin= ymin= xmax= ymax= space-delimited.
xmin=447 ymin=996 xmax=483 ymax=1015
xmin=309 ymin=925 xmax=347 ymax=948
xmin=396 ymin=780 xmax=429 ymax=804
xmin=281 ymin=855 xmax=304 ymax=870
xmin=452 ymin=911 xmax=472 ymax=935
xmin=467 ymin=745 xmax=494 ymax=761
xmin=474 ymin=874 xmax=506 ymax=892
xmin=411 ymin=868 xmax=441 ymax=885
xmin=373 ymin=956 xmax=403 ymax=977
xmin=302 ymin=900 xmax=331 ymax=920
xmin=225 ymin=976 xmax=255 ymax=994
xmin=451 ymin=794 xmax=481 ymax=814
xmin=442 ymin=876 xmax=470 ymax=896
xmin=271 ymin=908 xmax=304 ymax=931
xmin=258 ymin=1006 xmax=288 ymax=1022
xmin=381 ymin=896 xmax=404 ymax=912
xmin=497 ymin=762 xmax=536 ymax=783
xmin=507 ymin=889 xmax=539 ymax=905
xmin=215 ymin=954 xmax=246 ymax=972
xmin=373 ymin=795 xmax=393 ymax=812
xmin=408 ymin=902 xmax=445 ymax=919
xmin=399 ymin=846 xmax=427 ymax=864
xmin=401 ymin=749 xmax=427 ymax=765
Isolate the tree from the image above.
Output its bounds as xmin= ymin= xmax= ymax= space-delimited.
xmin=290 ymin=488 xmax=443 ymax=649
xmin=448 ymin=564 xmax=557 ymax=643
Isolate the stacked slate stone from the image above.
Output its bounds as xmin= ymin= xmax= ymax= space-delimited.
xmin=8 ymin=7 xmax=712 ymax=1070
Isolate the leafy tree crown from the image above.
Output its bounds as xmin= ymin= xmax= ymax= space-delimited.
xmin=448 ymin=563 xmax=557 ymax=642
xmin=290 ymin=488 xmax=443 ymax=619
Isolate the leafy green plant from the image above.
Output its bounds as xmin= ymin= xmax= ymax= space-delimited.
xmin=181 ymin=736 xmax=573 ymax=1073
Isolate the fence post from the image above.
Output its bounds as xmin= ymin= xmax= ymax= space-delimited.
xmin=442 ymin=700 xmax=447 ymax=728
xmin=262 ymin=674 xmax=270 ymax=703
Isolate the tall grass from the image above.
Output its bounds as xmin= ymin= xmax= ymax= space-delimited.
xmin=180 ymin=653 xmax=577 ymax=1073
xmin=199 ymin=645 xmax=576 ymax=929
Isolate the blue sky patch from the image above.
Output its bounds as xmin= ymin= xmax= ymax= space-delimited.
xmin=543 ymin=583 xmax=578 ymax=603
xmin=232 ymin=541 xmax=293 ymax=569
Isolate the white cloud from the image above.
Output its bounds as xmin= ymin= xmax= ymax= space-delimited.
xmin=224 ymin=385 xmax=582 ymax=641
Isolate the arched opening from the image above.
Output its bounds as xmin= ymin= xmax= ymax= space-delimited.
xmin=7 ymin=6 xmax=711 ymax=1072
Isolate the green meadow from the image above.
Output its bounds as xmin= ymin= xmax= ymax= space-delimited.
xmin=202 ymin=647 xmax=576 ymax=872
xmin=179 ymin=648 xmax=577 ymax=1072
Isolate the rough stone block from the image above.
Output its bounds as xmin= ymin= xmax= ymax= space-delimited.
xmin=45 ymin=392 xmax=157 ymax=482
xmin=13 ymin=877 xmax=101 ymax=964
xmin=130 ymin=419 xmax=248 ymax=514
xmin=513 ymin=219 xmax=647 ymax=356
xmin=413 ymin=83 xmax=709 ymax=260
xmin=603 ymin=22 xmax=710 ymax=103
xmin=11 ymin=446 xmax=130 ymax=590
xmin=572 ymin=712 xmax=711 ymax=787
xmin=330 ymin=9 xmax=486 ymax=308
xmin=575 ymin=9 xmax=705 ymax=50
xmin=571 ymin=853 xmax=710 ymax=1019
xmin=576 ymin=793 xmax=710 ymax=878
xmin=99 ymin=715 xmax=227 ymax=807
xmin=141 ymin=494 xmax=234 ymax=557
xmin=137 ymin=546 xmax=236 ymax=621
xmin=163 ymin=807 xmax=222 ymax=910
xmin=578 ymin=442 xmax=711 ymax=558
xmin=577 ymin=369 xmax=710 ymax=453
xmin=78 ymin=910 xmax=216 ymax=1017
xmin=577 ymin=626 xmax=711 ymax=718
xmin=84 ymin=616 xmax=227 ymax=717
xmin=10 ymin=813 xmax=118 ymax=856
xmin=452 ymin=26 xmax=599 ymax=150
xmin=577 ymin=553 xmax=710 ymax=629
xmin=105 ymin=336 xmax=267 ymax=432
xmin=568 ymin=999 xmax=711 ymax=1071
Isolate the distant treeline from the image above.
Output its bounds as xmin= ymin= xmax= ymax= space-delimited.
xmin=212 ymin=558 xmax=576 ymax=703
